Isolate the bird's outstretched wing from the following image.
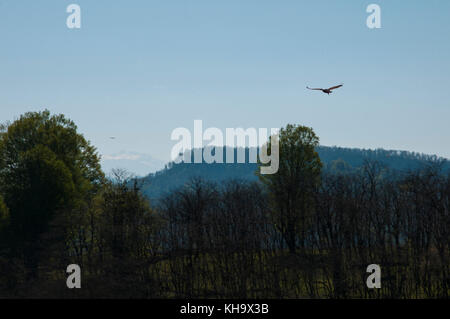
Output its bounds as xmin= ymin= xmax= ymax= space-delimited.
xmin=307 ymin=86 xmax=323 ymax=91
xmin=328 ymin=84 xmax=343 ymax=91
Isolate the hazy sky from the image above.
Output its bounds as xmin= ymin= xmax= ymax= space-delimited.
xmin=1 ymin=0 xmax=449 ymax=162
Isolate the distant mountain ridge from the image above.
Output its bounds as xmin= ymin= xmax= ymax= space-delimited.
xmin=139 ymin=146 xmax=449 ymax=201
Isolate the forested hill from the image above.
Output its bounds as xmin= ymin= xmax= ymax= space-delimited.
xmin=140 ymin=146 xmax=449 ymax=201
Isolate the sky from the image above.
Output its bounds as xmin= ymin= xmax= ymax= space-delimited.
xmin=1 ymin=0 xmax=449 ymax=168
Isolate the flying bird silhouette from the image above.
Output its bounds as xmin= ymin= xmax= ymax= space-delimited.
xmin=307 ymin=84 xmax=343 ymax=95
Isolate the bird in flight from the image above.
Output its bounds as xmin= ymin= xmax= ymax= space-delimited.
xmin=307 ymin=84 xmax=343 ymax=95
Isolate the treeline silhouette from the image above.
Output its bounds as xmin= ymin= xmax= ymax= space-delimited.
xmin=156 ymin=162 xmax=450 ymax=298
xmin=3 ymin=165 xmax=448 ymax=298
xmin=0 ymin=111 xmax=448 ymax=298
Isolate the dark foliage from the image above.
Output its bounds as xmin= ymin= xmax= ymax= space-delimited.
xmin=0 ymin=113 xmax=448 ymax=298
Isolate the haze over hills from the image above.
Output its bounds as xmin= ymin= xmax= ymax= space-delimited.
xmin=101 ymin=151 xmax=165 ymax=177
xmin=135 ymin=146 xmax=449 ymax=202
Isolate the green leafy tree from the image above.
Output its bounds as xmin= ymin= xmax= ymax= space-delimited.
xmin=258 ymin=124 xmax=322 ymax=254
xmin=329 ymin=158 xmax=352 ymax=174
xmin=0 ymin=110 xmax=104 ymax=279
xmin=88 ymin=170 xmax=163 ymax=297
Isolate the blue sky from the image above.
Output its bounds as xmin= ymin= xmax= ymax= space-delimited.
xmin=1 ymin=0 xmax=449 ymax=164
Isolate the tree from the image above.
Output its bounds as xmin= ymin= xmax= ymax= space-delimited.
xmin=90 ymin=169 xmax=164 ymax=298
xmin=0 ymin=195 xmax=9 ymax=237
xmin=258 ymin=124 xmax=322 ymax=254
xmin=0 ymin=110 xmax=104 ymax=279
